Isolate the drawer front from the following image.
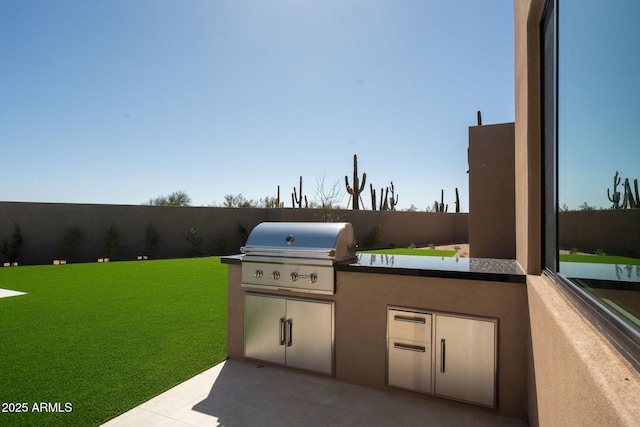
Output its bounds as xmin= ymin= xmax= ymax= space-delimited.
xmin=388 ymin=309 xmax=432 ymax=342
xmin=387 ymin=338 xmax=432 ymax=393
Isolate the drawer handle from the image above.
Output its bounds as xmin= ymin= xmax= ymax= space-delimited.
xmin=394 ymin=315 xmax=426 ymax=324
xmin=394 ymin=342 xmax=426 ymax=353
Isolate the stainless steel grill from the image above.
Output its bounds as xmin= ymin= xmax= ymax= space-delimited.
xmin=240 ymin=222 xmax=356 ymax=295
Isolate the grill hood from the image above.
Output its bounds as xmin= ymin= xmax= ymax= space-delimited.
xmin=241 ymin=222 xmax=356 ymax=262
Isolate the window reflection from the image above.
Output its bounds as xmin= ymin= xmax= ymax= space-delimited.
xmin=557 ymin=0 xmax=640 ymax=335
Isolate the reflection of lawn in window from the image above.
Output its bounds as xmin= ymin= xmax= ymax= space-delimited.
xmin=560 ymin=254 xmax=640 ymax=265
xmin=359 ymin=248 xmax=457 ymax=257
xmin=0 ymin=258 xmax=228 ymax=426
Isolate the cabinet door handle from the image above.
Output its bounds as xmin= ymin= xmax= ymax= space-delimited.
xmin=394 ymin=342 xmax=426 ymax=353
xmin=440 ymin=338 xmax=446 ymax=373
xmin=394 ymin=315 xmax=426 ymax=324
xmin=286 ymin=318 xmax=293 ymax=347
xmin=279 ymin=317 xmax=286 ymax=346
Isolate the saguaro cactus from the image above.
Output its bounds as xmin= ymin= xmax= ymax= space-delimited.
xmin=380 ymin=186 xmax=389 ymax=211
xmin=607 ymin=171 xmax=623 ymax=209
xmin=292 ymin=176 xmax=304 ymax=208
xmin=388 ymin=181 xmax=398 ymax=211
xmin=434 ymin=189 xmax=448 ymax=213
xmin=345 ymin=154 xmax=366 ymax=210
xmin=370 ymin=183 xmax=377 ymax=211
xmin=276 ymin=185 xmax=281 ymax=207
xmin=454 ymin=187 xmax=460 ymax=213
xmin=623 ymin=178 xmax=639 ymax=209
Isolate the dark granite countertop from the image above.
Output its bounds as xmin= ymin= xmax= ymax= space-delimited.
xmin=221 ymin=255 xmax=242 ymax=264
xmin=336 ymin=254 xmax=525 ymax=283
xmin=222 ymin=253 xmax=526 ymax=284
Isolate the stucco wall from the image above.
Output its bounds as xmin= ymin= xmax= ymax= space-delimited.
xmin=516 ymin=1 xmax=640 ymax=427
xmin=559 ymin=210 xmax=640 ymax=257
xmin=527 ymin=275 xmax=640 ymax=426
xmin=514 ymin=0 xmax=544 ymax=275
xmin=0 ymin=202 xmax=468 ymax=265
xmin=469 ymin=122 xmax=516 ymax=259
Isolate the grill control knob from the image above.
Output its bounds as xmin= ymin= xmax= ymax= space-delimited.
xmin=309 ymin=273 xmax=318 ymax=284
xmin=271 ymin=271 xmax=280 ymax=280
xmin=254 ymin=270 xmax=263 ymax=279
xmin=289 ymin=272 xmax=298 ymax=282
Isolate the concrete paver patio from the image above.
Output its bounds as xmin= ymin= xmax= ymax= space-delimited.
xmin=101 ymin=359 xmax=527 ymax=426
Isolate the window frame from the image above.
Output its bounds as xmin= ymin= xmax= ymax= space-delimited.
xmin=540 ymin=0 xmax=640 ymax=371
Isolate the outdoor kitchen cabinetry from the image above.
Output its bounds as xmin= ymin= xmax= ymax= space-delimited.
xmin=244 ymin=293 xmax=334 ymax=375
xmin=387 ymin=307 xmax=497 ymax=408
xmin=387 ymin=309 xmax=432 ymax=393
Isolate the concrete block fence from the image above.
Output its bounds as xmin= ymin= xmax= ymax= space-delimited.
xmin=0 ymin=202 xmax=469 ymax=266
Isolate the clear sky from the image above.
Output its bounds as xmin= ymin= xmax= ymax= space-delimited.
xmin=0 ymin=0 xmax=514 ymax=211
xmin=558 ymin=0 xmax=640 ymax=210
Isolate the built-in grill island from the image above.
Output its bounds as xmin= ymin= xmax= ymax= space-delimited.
xmin=237 ymin=222 xmax=356 ymax=376
xmin=222 ymin=221 xmax=529 ymax=419
xmin=240 ymin=221 xmax=356 ymax=295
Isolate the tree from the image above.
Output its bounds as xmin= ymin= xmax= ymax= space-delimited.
xmin=146 ymin=190 xmax=192 ymax=206
xmin=222 ymin=194 xmax=259 ymax=208
xmin=312 ymin=174 xmax=344 ymax=222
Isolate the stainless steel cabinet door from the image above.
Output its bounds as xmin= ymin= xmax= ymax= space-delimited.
xmin=434 ymin=315 xmax=497 ymax=407
xmin=387 ymin=309 xmax=432 ymax=393
xmin=285 ymin=299 xmax=334 ymax=375
xmin=388 ymin=339 xmax=431 ymax=393
xmin=244 ymin=294 xmax=287 ymax=365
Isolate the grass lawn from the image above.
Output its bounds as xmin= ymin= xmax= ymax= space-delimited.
xmin=359 ymin=248 xmax=457 ymax=257
xmin=560 ymin=254 xmax=640 ymax=265
xmin=0 ymin=258 xmax=228 ymax=427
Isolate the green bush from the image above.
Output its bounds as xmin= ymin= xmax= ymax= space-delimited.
xmin=145 ymin=223 xmax=161 ymax=259
xmin=185 ymin=227 xmax=203 ymax=257
xmin=1 ymin=223 xmax=23 ymax=264
xmin=58 ymin=225 xmax=83 ymax=261
xmin=104 ymin=224 xmax=125 ymax=259
xmin=365 ymin=224 xmax=381 ymax=248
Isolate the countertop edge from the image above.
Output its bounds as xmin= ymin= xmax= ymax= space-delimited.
xmin=335 ymin=263 xmax=526 ymax=284
xmin=221 ymin=254 xmax=526 ymax=284
xmin=221 ymin=255 xmax=242 ymax=264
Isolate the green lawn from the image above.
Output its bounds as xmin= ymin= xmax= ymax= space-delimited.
xmin=0 ymin=258 xmax=228 ymax=427
xmin=560 ymin=254 xmax=640 ymax=265
xmin=359 ymin=248 xmax=457 ymax=257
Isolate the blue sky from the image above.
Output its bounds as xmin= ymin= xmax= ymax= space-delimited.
xmin=558 ymin=0 xmax=640 ymax=210
xmin=0 ymin=0 xmax=514 ymax=211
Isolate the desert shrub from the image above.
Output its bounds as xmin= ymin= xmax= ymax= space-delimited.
xmin=145 ymin=223 xmax=161 ymax=259
xmin=1 ymin=223 xmax=23 ymax=264
xmin=365 ymin=224 xmax=381 ymax=248
xmin=58 ymin=226 xmax=83 ymax=261
xmin=104 ymin=224 xmax=125 ymax=259
xmin=185 ymin=227 xmax=203 ymax=257
xmin=237 ymin=222 xmax=248 ymax=246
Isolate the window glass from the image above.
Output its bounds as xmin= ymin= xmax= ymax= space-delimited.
xmin=557 ymin=0 xmax=640 ymax=335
